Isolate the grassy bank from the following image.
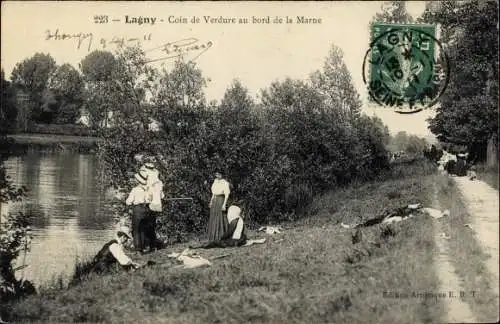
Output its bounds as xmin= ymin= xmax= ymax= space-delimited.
xmin=435 ymin=174 xmax=499 ymax=322
xmin=3 ymin=134 xmax=98 ymax=153
xmin=4 ymin=160 xmax=444 ymax=323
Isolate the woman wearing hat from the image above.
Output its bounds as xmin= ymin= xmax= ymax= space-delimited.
xmin=208 ymin=172 xmax=231 ymax=241
xmin=126 ymin=170 xmax=150 ymax=252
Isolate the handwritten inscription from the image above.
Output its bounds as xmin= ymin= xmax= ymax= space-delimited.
xmin=144 ymin=38 xmax=213 ymax=63
xmin=45 ymin=29 xmax=94 ymax=52
xmin=45 ymin=29 xmax=152 ymax=52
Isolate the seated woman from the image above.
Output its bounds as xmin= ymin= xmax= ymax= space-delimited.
xmin=221 ymin=205 xmax=247 ymax=246
xmin=194 ymin=205 xmax=248 ymax=249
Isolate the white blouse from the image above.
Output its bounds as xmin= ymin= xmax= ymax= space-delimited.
xmin=227 ymin=205 xmax=241 ymax=223
xmin=109 ymin=242 xmax=133 ymax=265
xmin=125 ymin=185 xmax=149 ymax=205
xmin=211 ymin=179 xmax=230 ymax=196
xmin=227 ymin=205 xmax=244 ymax=240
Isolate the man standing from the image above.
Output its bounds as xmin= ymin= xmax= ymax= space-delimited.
xmin=126 ymin=170 xmax=150 ymax=252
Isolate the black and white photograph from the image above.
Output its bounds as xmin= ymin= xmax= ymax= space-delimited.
xmin=1 ymin=1 xmax=498 ymax=323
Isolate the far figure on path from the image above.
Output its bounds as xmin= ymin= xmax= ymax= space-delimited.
xmin=455 ymin=153 xmax=468 ymax=176
xmin=208 ymin=172 xmax=230 ymax=241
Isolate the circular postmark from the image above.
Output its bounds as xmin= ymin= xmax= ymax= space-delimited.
xmin=362 ymin=25 xmax=450 ymax=114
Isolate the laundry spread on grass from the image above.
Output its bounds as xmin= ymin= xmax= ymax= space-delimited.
xmin=341 ymin=203 xmax=450 ymax=229
xmin=258 ymin=226 xmax=284 ymax=234
xmin=167 ymin=249 xmax=212 ymax=269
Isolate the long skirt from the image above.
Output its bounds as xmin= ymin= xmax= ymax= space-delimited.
xmin=131 ymin=204 xmax=148 ymax=250
xmin=207 ymin=195 xmax=228 ymax=241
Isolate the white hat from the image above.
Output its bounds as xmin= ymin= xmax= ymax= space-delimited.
xmin=134 ymin=170 xmax=148 ymax=185
xmin=144 ymin=162 xmax=155 ymax=169
xmin=117 ymin=226 xmax=132 ymax=239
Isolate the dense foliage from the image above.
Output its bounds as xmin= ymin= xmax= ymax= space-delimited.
xmin=389 ymin=131 xmax=429 ymax=154
xmin=420 ymin=0 xmax=499 ymax=162
xmin=0 ymin=132 xmax=34 ymax=303
xmin=93 ymin=43 xmax=390 ymax=242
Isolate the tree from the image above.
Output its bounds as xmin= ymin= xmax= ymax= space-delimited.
xmin=389 ymin=131 xmax=427 ymax=153
xmin=10 ymin=53 xmax=57 ymax=123
xmin=0 ymin=71 xmax=17 ymax=132
xmin=219 ymin=79 xmax=254 ymax=117
xmin=391 ymin=131 xmax=409 ymax=151
xmin=214 ymin=80 xmax=263 ymax=195
xmin=423 ymin=0 xmax=498 ymax=162
xmin=81 ymin=46 xmax=156 ymax=129
xmin=39 ymin=64 xmax=85 ymax=124
xmin=80 ymin=50 xmax=116 ymax=82
xmin=80 ymin=50 xmax=116 ymax=129
xmin=152 ymin=59 xmax=207 ymax=110
xmin=353 ymin=115 xmax=391 ymax=177
xmin=406 ymin=135 xmax=428 ymax=154
xmin=370 ymin=1 xmax=414 ymax=27
xmin=311 ymin=44 xmax=362 ymax=121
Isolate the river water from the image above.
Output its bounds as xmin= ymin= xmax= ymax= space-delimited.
xmin=2 ymin=150 xmax=117 ymax=288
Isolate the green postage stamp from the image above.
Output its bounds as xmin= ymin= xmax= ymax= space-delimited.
xmin=363 ymin=23 xmax=449 ymax=113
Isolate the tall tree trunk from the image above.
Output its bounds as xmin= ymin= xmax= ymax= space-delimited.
xmin=487 ymin=135 xmax=498 ymax=168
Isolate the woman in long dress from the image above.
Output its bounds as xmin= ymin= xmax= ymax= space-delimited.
xmin=208 ymin=172 xmax=230 ymax=241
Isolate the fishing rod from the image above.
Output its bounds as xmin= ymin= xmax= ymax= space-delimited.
xmin=164 ymin=197 xmax=193 ymax=201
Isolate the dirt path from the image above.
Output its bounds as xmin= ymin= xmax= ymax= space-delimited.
xmin=432 ymin=183 xmax=477 ymax=323
xmin=453 ymin=177 xmax=499 ymax=299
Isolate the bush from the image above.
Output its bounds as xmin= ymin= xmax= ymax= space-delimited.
xmin=1 ymin=135 xmax=35 ymax=305
xmin=97 ymin=72 xmax=390 ymax=240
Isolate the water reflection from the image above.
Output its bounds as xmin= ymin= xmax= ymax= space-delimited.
xmin=3 ymin=151 xmax=116 ymax=286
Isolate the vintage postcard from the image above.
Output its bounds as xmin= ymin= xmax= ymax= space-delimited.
xmin=1 ymin=1 xmax=498 ymax=323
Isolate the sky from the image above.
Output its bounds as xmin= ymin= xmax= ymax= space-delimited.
xmin=1 ymin=1 xmax=436 ymax=138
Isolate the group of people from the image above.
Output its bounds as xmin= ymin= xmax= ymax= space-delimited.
xmin=84 ymin=167 xmax=248 ymax=277
xmin=424 ymin=145 xmax=473 ymax=177
xmin=436 ymin=150 xmax=469 ymax=176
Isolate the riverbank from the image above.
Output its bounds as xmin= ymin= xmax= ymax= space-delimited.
xmin=4 ymin=160 xmax=449 ymax=323
xmin=3 ymin=134 xmax=99 ymax=153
